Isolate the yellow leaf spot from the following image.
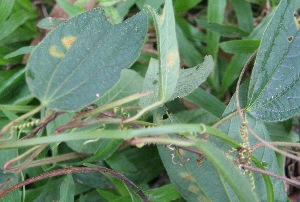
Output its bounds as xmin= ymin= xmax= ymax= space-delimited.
xmin=61 ymin=36 xmax=77 ymax=50
xmin=166 ymin=50 xmax=179 ymax=68
xmin=179 ymin=172 xmax=196 ymax=182
xmin=49 ymin=46 xmax=65 ymax=58
xmin=197 ymin=195 xmax=209 ymax=201
xmin=188 ymin=185 xmax=199 ymax=194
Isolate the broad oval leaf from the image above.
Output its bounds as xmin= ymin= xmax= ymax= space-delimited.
xmin=247 ymin=1 xmax=300 ymax=121
xmin=26 ymin=8 xmax=147 ymax=111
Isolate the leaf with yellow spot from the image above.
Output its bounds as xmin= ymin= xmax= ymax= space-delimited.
xmin=61 ymin=36 xmax=77 ymax=50
xmin=146 ymin=0 xmax=180 ymax=101
xmin=26 ymin=8 xmax=147 ymax=111
xmin=140 ymin=1 xmax=213 ymax=108
xmin=49 ymin=45 xmax=65 ymax=58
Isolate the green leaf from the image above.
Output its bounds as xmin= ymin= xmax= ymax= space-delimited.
xmin=174 ymin=0 xmax=202 ymax=14
xmin=56 ymin=0 xmax=84 ymax=17
xmin=98 ymin=0 xmax=122 ymax=7
xmin=146 ymin=0 xmax=180 ymax=101
xmin=139 ymin=58 xmax=160 ymax=107
xmin=147 ymin=184 xmax=181 ymax=201
xmin=156 ymin=112 xmax=256 ymax=202
xmin=185 ymin=87 xmax=226 ymax=118
xmin=219 ymin=80 xmax=286 ymax=201
xmin=207 ymin=0 xmax=226 ymax=90
xmin=0 ymin=0 xmax=14 ymax=28
xmin=195 ymin=141 xmax=258 ymax=202
xmin=158 ymin=136 xmax=257 ymax=201
xmin=247 ymin=1 xmax=300 ymax=121
xmin=0 ymin=9 xmax=35 ymax=41
xmin=196 ymin=19 xmax=249 ymax=37
xmin=229 ymin=0 xmax=253 ymax=33
xmin=4 ymin=45 xmax=34 ymax=59
xmin=96 ymin=69 xmax=144 ymax=106
xmin=26 ymin=9 xmax=147 ymax=111
xmin=221 ymin=53 xmax=251 ymax=95
xmin=137 ymin=0 xmax=165 ymax=10
xmin=170 ymin=55 xmax=214 ymax=100
xmin=0 ymin=118 xmax=20 ymax=202
xmin=106 ymin=146 xmax=165 ymax=184
xmin=219 ymin=40 xmax=260 ymax=54
xmin=176 ymin=17 xmax=204 ymax=67
xmin=60 ymin=174 xmax=75 ymax=201
xmin=0 ymin=68 xmax=33 ymax=105
xmin=37 ymin=17 xmax=63 ymax=30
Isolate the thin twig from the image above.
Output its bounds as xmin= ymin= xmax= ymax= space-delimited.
xmin=7 ymin=153 xmax=86 ymax=172
xmin=247 ymin=126 xmax=300 ymax=161
xmin=241 ymin=163 xmax=300 ymax=187
xmin=253 ymin=141 xmax=300 ymax=151
xmin=22 ymin=111 xmax=64 ymax=139
xmin=0 ymin=167 xmax=149 ymax=201
xmin=213 ymin=110 xmax=243 ymax=128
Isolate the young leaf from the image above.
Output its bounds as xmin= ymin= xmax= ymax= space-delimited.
xmin=146 ymin=0 xmax=180 ymax=101
xmin=56 ymin=0 xmax=84 ymax=17
xmin=247 ymin=1 xmax=300 ymax=121
xmin=170 ymin=55 xmax=214 ymax=100
xmin=0 ymin=0 xmax=14 ymax=28
xmin=26 ymin=9 xmax=147 ymax=111
xmin=0 ymin=9 xmax=35 ymax=42
xmin=60 ymin=174 xmax=75 ymax=201
xmin=219 ymin=40 xmax=260 ymax=54
xmin=4 ymin=46 xmax=34 ymax=59
xmin=196 ymin=19 xmax=249 ymax=37
xmin=185 ymin=87 xmax=226 ymax=118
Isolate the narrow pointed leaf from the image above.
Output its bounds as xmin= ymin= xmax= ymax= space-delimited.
xmin=247 ymin=1 xmax=300 ymax=121
xmin=26 ymin=9 xmax=147 ymax=111
xmin=60 ymin=174 xmax=75 ymax=201
xmin=146 ymin=0 xmax=180 ymax=101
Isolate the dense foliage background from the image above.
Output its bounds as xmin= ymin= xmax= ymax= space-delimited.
xmin=1 ymin=0 xmax=300 ymax=201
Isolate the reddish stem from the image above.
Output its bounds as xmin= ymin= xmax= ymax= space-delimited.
xmin=0 ymin=167 xmax=149 ymax=201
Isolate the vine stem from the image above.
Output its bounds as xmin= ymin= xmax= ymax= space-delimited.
xmin=252 ymin=141 xmax=300 ymax=151
xmin=6 ymin=153 xmax=86 ymax=172
xmin=122 ymin=101 xmax=163 ymax=123
xmin=0 ymin=105 xmax=44 ymax=137
xmin=241 ymin=164 xmax=300 ymax=187
xmin=235 ymin=50 xmax=257 ymax=121
xmin=0 ymin=167 xmax=149 ymax=201
xmin=213 ymin=110 xmax=242 ymax=128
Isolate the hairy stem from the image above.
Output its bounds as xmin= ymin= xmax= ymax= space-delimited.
xmin=241 ymin=164 xmax=300 ymax=187
xmin=0 ymin=167 xmax=149 ymax=201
